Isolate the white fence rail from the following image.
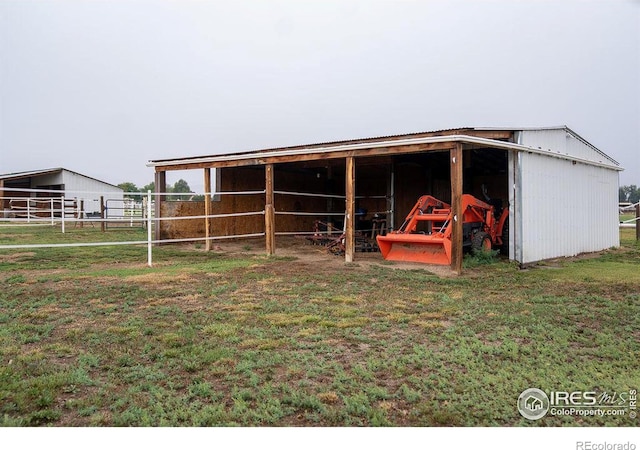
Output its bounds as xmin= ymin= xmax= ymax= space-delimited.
xmin=619 ymin=201 xmax=639 ymax=228
xmin=2 ymin=185 xmax=634 ymax=270
xmin=0 ymin=188 xmax=267 ymax=267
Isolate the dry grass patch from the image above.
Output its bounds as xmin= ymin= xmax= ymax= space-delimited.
xmin=263 ymin=313 xmax=322 ymax=327
xmin=1 ymin=226 xmax=638 ymax=427
xmin=124 ymin=272 xmax=193 ymax=285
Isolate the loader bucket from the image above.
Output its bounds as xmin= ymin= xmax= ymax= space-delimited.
xmin=376 ymin=234 xmax=452 ymax=265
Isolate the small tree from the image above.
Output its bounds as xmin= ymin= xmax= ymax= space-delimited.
xmin=141 ymin=182 xmax=155 ymax=194
xmin=619 ymin=185 xmax=640 ymax=204
xmin=136 ymin=180 xmax=197 ymax=201
xmin=118 ymin=182 xmax=142 ymax=202
xmin=171 ymin=179 xmax=193 ymax=201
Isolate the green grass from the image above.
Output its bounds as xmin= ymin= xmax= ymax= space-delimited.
xmin=0 ymin=226 xmax=638 ymax=426
xmin=463 ymin=248 xmax=500 ymax=268
xmin=619 ymin=213 xmax=636 ymax=223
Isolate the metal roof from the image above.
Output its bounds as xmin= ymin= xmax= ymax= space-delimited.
xmin=0 ymin=167 xmax=122 ymax=189
xmin=149 ymin=127 xmax=479 ymax=165
xmin=0 ymin=168 xmax=62 ymax=181
xmin=148 ymin=126 xmax=621 ymax=171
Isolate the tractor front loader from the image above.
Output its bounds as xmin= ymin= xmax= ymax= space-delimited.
xmin=376 ymin=194 xmax=508 ymax=265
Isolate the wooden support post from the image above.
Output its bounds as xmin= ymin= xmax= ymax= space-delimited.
xmin=265 ymin=164 xmax=276 ymax=256
xmin=100 ymin=196 xmax=105 ymax=232
xmin=636 ymin=204 xmax=640 ymax=241
xmin=345 ymin=156 xmax=356 ymax=263
xmin=0 ymin=179 xmax=4 ymax=219
xmin=388 ymin=163 xmax=395 ymax=230
xmin=154 ymin=171 xmax=166 ymax=244
xmin=450 ymin=143 xmax=464 ymax=274
xmin=79 ymin=199 xmax=84 ymax=228
xmin=204 ymin=168 xmax=212 ymax=251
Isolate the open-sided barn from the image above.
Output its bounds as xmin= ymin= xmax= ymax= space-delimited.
xmin=0 ymin=167 xmax=124 ymax=218
xmin=147 ymin=126 xmax=621 ymax=272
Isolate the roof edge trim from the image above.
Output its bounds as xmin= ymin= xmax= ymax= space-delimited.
xmin=148 ymin=135 xmax=622 ymax=171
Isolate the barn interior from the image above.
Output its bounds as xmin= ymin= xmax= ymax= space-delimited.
xmin=0 ymin=170 xmax=66 ymax=218
xmin=158 ymin=146 xmax=510 ymax=261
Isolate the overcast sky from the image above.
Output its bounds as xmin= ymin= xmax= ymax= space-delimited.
xmin=1 ymin=0 xmax=638 ymax=192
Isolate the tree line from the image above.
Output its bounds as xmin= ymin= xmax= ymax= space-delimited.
xmin=117 ymin=179 xmax=204 ymax=202
xmin=619 ymin=185 xmax=640 ymax=204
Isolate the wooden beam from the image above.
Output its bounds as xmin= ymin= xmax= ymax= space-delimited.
xmin=265 ymin=164 xmax=275 ymax=256
xmin=450 ymin=143 xmax=464 ymax=274
xmin=149 ymin=129 xmax=516 ymax=173
xmin=154 ymin=171 xmax=166 ymax=244
xmin=289 ymin=155 xmax=393 ymax=170
xmin=466 ymin=130 xmax=514 ymax=140
xmin=152 ymin=142 xmax=455 ymax=172
xmin=204 ymin=168 xmax=212 ymax=251
xmin=345 ymin=156 xmax=355 ymax=263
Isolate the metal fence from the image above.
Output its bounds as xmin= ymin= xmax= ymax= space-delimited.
xmin=619 ymin=202 xmax=639 ymax=228
xmin=0 ymin=188 xmax=264 ymax=267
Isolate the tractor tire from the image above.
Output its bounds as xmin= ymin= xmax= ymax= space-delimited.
xmin=471 ymin=231 xmax=492 ymax=253
xmin=500 ymin=217 xmax=509 ymax=256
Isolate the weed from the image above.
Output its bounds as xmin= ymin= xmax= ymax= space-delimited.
xmin=4 ymin=274 xmax=26 ymax=285
xmin=464 ymin=248 xmax=499 ymax=268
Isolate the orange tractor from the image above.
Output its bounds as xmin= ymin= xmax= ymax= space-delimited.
xmin=376 ymin=194 xmax=508 ymax=265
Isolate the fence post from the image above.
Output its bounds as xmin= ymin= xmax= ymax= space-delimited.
xmin=147 ymin=190 xmax=152 ymax=267
xmin=27 ymin=198 xmax=31 ymax=223
xmin=636 ymin=202 xmax=640 ymax=241
xmin=100 ymin=196 xmax=105 ymax=232
xmin=50 ymin=198 xmax=54 ymax=225
xmin=79 ymin=200 xmax=84 ymax=229
xmin=61 ymin=196 xmax=65 ymax=233
xmin=204 ymin=167 xmax=212 ymax=251
xmin=142 ymin=197 xmax=147 ymax=230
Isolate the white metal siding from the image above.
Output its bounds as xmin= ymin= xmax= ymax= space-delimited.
xmin=520 ymin=129 xmax=568 ymax=153
xmin=519 ymin=152 xmax=619 ymax=264
xmin=29 ymin=170 xmax=123 ymax=214
xmin=519 ymin=129 xmax=615 ymax=166
xmin=61 ymin=171 xmax=123 ymax=214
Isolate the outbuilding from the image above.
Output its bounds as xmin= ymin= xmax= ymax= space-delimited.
xmin=148 ymin=126 xmax=621 ymax=272
xmin=0 ymin=167 xmax=124 ymax=219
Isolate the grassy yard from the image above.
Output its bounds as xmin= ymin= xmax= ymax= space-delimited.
xmin=0 ymin=225 xmax=638 ymax=426
xmin=620 ymin=213 xmax=636 ymax=224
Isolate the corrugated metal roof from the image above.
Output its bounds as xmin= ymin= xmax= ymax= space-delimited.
xmin=149 ymin=125 xmax=620 ymax=166
xmin=0 ymin=167 xmax=121 ymax=189
xmin=0 ymin=168 xmax=63 ymax=181
xmin=150 ymin=127 xmax=478 ymax=164
xmin=147 ymin=126 xmax=621 ymax=171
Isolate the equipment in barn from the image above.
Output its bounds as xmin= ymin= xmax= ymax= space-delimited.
xmin=302 ymin=211 xmax=387 ymax=255
xmin=376 ymin=194 xmax=508 ymax=265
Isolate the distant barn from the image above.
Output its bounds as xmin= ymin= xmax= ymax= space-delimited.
xmin=148 ymin=126 xmax=622 ymax=272
xmin=0 ymin=167 xmax=123 ymax=218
